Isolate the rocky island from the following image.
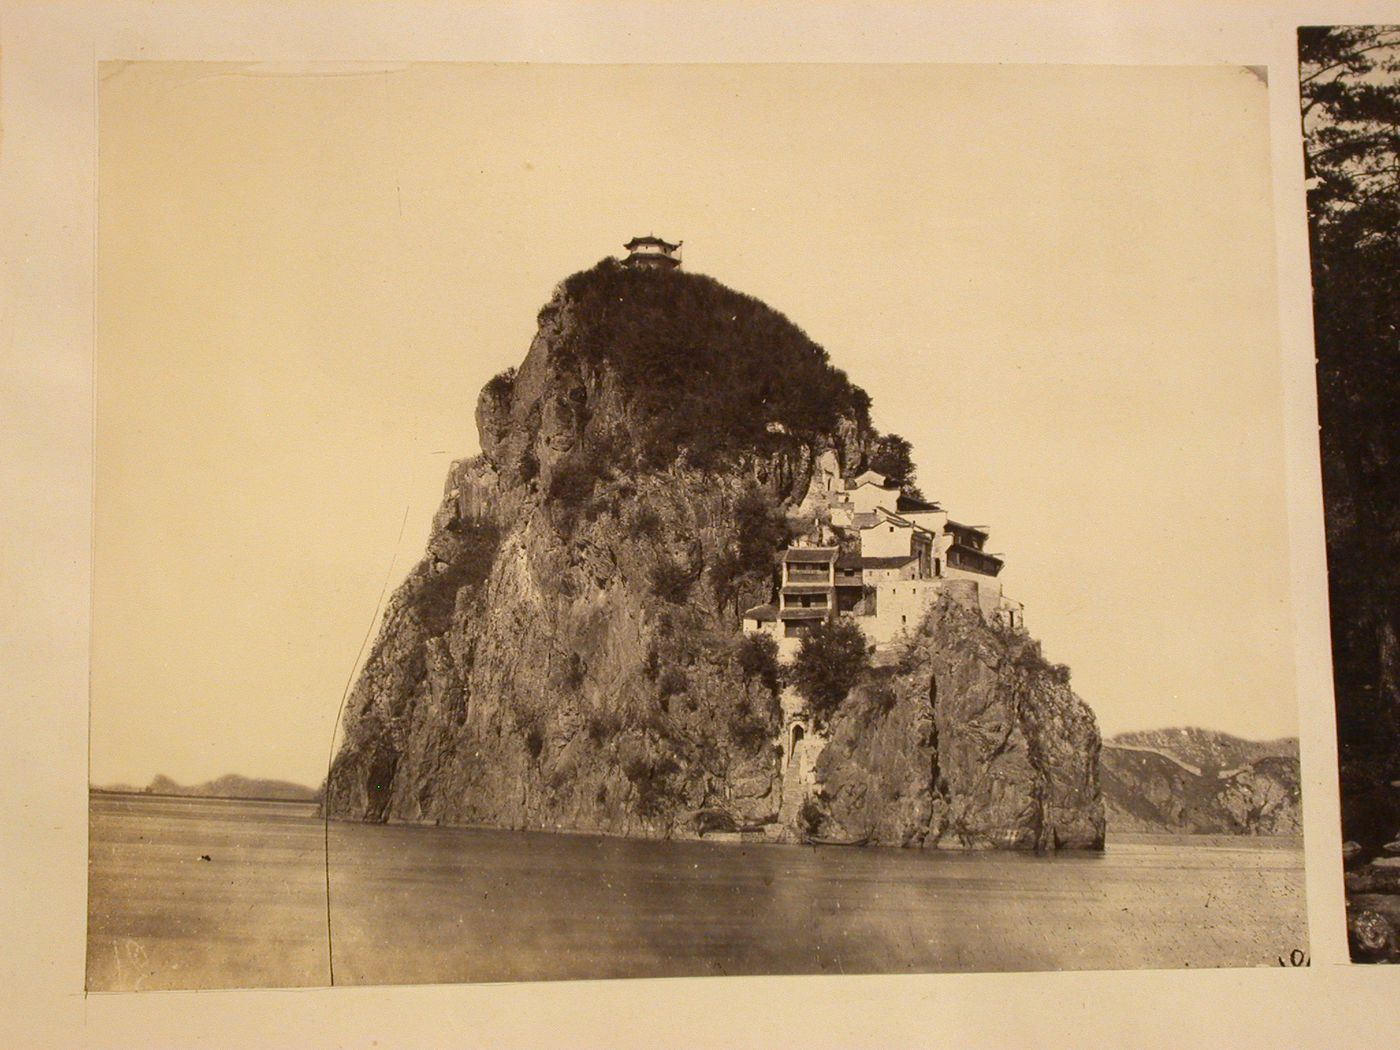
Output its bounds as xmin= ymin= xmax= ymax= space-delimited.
xmin=324 ymin=246 xmax=1105 ymax=849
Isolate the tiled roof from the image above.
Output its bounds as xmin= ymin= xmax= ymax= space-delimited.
xmin=871 ymin=507 xmax=935 ymax=535
xmin=777 ymin=608 xmax=829 ymax=620
xmin=782 ymin=547 xmax=839 ymax=563
xmin=896 ymin=494 xmax=943 ymax=513
xmin=781 ymin=583 xmax=833 ymax=595
xmin=858 ymin=555 xmax=920 ymax=570
xmin=849 ymin=469 xmax=893 ymax=488
xmin=742 ymin=603 xmax=778 ymax=622
xmin=945 ymin=520 xmax=989 ymax=536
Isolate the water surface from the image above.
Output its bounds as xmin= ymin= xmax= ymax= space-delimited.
xmin=87 ymin=794 xmax=1307 ymax=991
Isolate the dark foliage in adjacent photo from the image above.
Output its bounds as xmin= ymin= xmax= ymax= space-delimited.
xmin=1299 ymin=26 xmax=1400 ymax=864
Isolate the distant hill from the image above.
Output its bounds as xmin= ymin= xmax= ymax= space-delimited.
xmin=1108 ymin=728 xmax=1297 ymax=775
xmin=1102 ymin=728 xmax=1300 ymax=836
xmin=94 ymin=774 xmax=319 ymax=802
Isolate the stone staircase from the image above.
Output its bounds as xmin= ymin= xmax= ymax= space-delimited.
xmin=778 ymin=765 xmax=808 ymax=826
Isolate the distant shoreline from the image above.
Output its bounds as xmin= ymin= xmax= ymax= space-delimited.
xmin=89 ymin=787 xmax=319 ymax=806
xmin=88 ymin=792 xmax=1304 ymax=850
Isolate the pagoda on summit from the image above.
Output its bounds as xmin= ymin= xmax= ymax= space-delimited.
xmin=623 ymin=235 xmax=682 ymax=270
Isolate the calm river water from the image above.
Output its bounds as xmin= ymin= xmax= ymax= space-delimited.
xmin=87 ymin=794 xmax=1307 ymax=991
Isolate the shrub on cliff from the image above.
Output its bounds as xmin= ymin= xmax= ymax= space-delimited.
xmin=712 ymin=488 xmax=791 ymax=612
xmin=623 ymin=755 xmax=683 ymax=819
xmin=735 ymin=633 xmax=781 ymax=695
xmin=548 ymin=446 xmax=611 ymax=534
xmin=863 ymin=668 xmax=899 ymax=716
xmin=1009 ymin=636 xmax=1071 ymax=685
xmin=798 ymin=796 xmax=825 ymax=836
xmin=517 ymin=445 xmax=538 ymax=484
xmin=627 ymin=505 xmax=662 ymax=539
xmin=563 ymin=652 xmax=586 ymax=691
xmin=548 ymin=450 xmax=602 ymax=506
xmin=415 ymin=519 xmax=502 ymax=633
xmin=727 ymin=710 xmax=772 ymax=753
xmin=657 ymin=666 xmax=689 ymax=699
xmin=483 ymin=366 xmax=516 ymax=403
xmin=586 ymin=709 xmax=621 ymax=746
xmin=867 ymin=432 xmax=923 ymax=499
xmin=650 ymin=556 xmax=695 ymax=603
xmin=790 ymin=618 xmax=870 ymax=727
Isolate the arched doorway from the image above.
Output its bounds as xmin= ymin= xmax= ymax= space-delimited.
xmin=789 ymin=722 xmax=805 ymax=769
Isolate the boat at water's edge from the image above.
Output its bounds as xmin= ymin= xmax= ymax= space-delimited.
xmin=803 ymin=831 xmax=873 ymax=848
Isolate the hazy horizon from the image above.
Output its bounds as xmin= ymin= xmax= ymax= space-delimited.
xmin=93 ymin=62 xmax=1298 ymax=787
xmin=91 ymin=720 xmax=1307 ymax=793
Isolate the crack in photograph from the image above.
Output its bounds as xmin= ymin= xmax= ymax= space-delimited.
xmin=88 ymin=62 xmax=1308 ymax=990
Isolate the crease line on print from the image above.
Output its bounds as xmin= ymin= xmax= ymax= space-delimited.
xmin=323 ymin=500 xmax=413 ymax=987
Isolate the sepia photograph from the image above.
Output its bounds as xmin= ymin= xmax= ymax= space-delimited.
xmin=1298 ymin=25 xmax=1400 ymax=963
xmin=87 ymin=61 xmax=1309 ymax=991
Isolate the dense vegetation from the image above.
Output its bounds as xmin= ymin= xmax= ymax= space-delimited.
xmin=734 ymin=632 xmax=782 ymax=697
xmin=557 ymin=258 xmax=872 ymax=469
xmin=710 ymin=487 xmax=793 ymax=614
xmin=1298 ymin=27 xmax=1400 ymax=861
xmin=789 ymin=618 xmax=871 ymax=727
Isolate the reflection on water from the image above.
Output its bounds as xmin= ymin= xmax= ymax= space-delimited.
xmin=87 ymin=794 xmax=1307 ymax=991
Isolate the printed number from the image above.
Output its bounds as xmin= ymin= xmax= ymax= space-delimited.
xmin=1276 ymin=949 xmax=1310 ymax=967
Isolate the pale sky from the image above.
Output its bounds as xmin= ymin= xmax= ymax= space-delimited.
xmin=93 ymin=62 xmax=1295 ymax=788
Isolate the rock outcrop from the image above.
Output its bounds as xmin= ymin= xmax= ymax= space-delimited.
xmin=324 ymin=258 xmax=1105 ymax=847
xmin=809 ymin=598 xmax=1104 ymax=849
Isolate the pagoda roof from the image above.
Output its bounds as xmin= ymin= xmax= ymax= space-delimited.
xmin=624 ymin=235 xmax=680 ymax=251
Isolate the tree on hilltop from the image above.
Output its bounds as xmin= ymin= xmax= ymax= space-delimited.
xmin=868 ymin=433 xmax=924 ymax=499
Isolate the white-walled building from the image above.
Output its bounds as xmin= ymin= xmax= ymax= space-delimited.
xmin=742 ymin=468 xmax=1024 ymax=660
xmin=741 ymin=464 xmax=1026 ymax=833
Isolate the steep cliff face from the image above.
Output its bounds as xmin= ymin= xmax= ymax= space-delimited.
xmin=810 ymin=598 xmax=1105 ymax=849
xmin=326 ymin=259 xmax=875 ymax=835
xmin=325 ymin=258 xmax=1105 ymax=847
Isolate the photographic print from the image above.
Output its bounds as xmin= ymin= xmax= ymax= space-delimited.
xmin=89 ymin=62 xmax=1308 ymax=991
xmin=1298 ymin=25 xmax=1400 ymax=963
